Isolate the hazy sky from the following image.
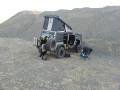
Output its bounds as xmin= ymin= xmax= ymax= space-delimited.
xmin=0 ymin=0 xmax=120 ymax=23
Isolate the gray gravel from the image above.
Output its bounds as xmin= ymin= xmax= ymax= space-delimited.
xmin=0 ymin=37 xmax=120 ymax=90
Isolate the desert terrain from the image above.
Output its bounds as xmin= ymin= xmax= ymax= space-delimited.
xmin=0 ymin=6 xmax=120 ymax=90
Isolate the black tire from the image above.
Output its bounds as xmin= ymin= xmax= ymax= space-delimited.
xmin=56 ymin=46 xmax=65 ymax=58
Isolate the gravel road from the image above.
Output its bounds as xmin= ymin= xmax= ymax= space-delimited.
xmin=0 ymin=38 xmax=120 ymax=90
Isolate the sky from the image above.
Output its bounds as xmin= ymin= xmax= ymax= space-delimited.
xmin=0 ymin=0 xmax=120 ymax=23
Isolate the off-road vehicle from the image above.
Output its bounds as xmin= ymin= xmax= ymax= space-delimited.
xmin=34 ymin=15 xmax=82 ymax=59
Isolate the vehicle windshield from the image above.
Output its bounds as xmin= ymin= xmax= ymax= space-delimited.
xmin=41 ymin=31 xmax=54 ymax=39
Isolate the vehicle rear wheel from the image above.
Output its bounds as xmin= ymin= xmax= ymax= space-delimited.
xmin=56 ymin=46 xmax=65 ymax=58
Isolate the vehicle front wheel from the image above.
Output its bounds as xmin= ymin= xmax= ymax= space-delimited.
xmin=56 ymin=46 xmax=65 ymax=58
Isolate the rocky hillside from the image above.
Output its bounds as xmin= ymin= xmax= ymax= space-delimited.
xmin=0 ymin=6 xmax=120 ymax=41
xmin=0 ymin=11 xmax=42 ymax=40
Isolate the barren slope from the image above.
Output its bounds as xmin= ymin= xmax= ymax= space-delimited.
xmin=0 ymin=6 xmax=120 ymax=41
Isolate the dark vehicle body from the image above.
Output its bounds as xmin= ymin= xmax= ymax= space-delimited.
xmin=34 ymin=15 xmax=82 ymax=59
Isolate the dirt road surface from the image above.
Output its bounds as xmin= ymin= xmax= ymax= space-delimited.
xmin=0 ymin=38 xmax=120 ymax=90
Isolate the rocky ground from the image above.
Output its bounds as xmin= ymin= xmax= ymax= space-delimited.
xmin=0 ymin=37 xmax=120 ymax=90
